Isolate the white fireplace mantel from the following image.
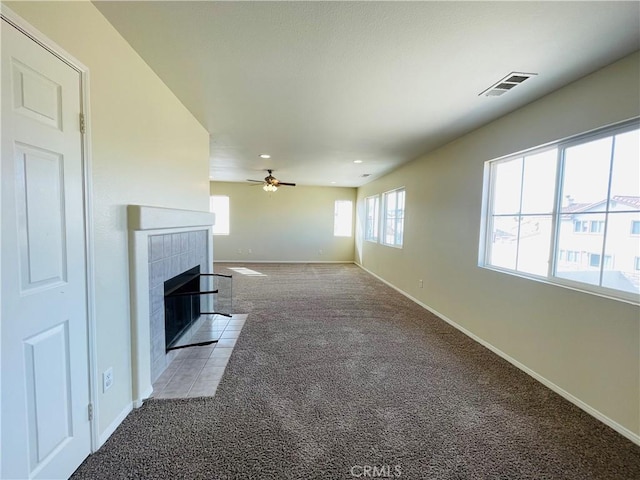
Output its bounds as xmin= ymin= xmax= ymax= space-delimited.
xmin=127 ymin=205 xmax=215 ymax=231
xmin=127 ymin=205 xmax=215 ymax=406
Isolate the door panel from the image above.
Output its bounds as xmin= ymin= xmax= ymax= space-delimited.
xmin=12 ymin=58 xmax=63 ymax=129
xmin=1 ymin=17 xmax=92 ymax=480
xmin=15 ymin=143 xmax=67 ymax=290
xmin=24 ymin=322 xmax=72 ymax=469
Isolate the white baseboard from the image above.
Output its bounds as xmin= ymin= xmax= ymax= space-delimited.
xmin=215 ymin=260 xmax=355 ymax=264
xmin=356 ymin=263 xmax=640 ymax=446
xmin=97 ymin=402 xmax=134 ymax=449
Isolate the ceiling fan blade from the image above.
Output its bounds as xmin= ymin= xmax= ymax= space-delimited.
xmin=277 ymin=182 xmax=296 ymax=186
xmin=247 ymin=179 xmax=264 ymax=183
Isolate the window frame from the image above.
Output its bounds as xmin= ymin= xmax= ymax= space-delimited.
xmin=381 ymin=187 xmax=406 ymax=248
xmin=364 ymin=194 xmax=380 ymax=243
xmin=479 ymin=118 xmax=640 ymax=304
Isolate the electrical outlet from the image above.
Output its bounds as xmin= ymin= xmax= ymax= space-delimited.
xmin=103 ymin=367 xmax=113 ymax=392
xmin=419 ymin=279 xmax=424 ymax=288
xmin=247 ymin=248 xmax=252 ymax=254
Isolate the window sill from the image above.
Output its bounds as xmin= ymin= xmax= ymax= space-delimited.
xmin=381 ymin=243 xmax=404 ymax=250
xmin=479 ymin=264 xmax=640 ymax=306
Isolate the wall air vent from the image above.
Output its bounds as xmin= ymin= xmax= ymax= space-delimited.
xmin=479 ymin=71 xmax=537 ymax=97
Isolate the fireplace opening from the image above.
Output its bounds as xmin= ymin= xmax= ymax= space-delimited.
xmin=164 ymin=265 xmax=201 ymax=351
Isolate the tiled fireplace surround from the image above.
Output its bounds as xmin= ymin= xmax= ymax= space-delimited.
xmin=148 ymin=229 xmax=209 ymax=381
xmin=128 ymin=205 xmax=215 ymax=406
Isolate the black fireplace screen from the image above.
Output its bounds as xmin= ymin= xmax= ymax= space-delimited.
xmin=164 ymin=267 xmax=232 ymax=351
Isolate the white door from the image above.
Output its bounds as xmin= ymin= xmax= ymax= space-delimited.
xmin=1 ymin=17 xmax=92 ymax=479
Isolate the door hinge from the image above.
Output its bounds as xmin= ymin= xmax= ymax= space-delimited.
xmin=88 ymin=403 xmax=93 ymax=421
xmin=79 ymin=112 xmax=86 ymax=134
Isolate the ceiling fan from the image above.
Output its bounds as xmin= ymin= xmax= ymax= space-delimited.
xmin=247 ymin=169 xmax=296 ymax=192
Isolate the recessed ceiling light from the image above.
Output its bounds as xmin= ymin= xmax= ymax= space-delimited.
xmin=353 ymin=160 xmax=363 ymax=164
xmin=259 ymin=154 xmax=271 ymax=159
xmin=331 ymin=181 xmax=337 ymax=184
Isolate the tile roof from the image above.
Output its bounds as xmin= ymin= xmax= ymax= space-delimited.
xmin=612 ymin=195 xmax=640 ymax=209
xmin=560 ymin=196 xmax=640 ymax=213
xmin=561 ymin=202 xmax=591 ymax=213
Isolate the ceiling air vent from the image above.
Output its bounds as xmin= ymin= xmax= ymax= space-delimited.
xmin=479 ymin=72 xmax=537 ymax=97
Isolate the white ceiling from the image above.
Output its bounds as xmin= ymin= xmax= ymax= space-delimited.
xmin=94 ymin=1 xmax=640 ymax=187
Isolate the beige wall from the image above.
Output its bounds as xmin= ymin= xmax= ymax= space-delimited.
xmin=356 ymin=52 xmax=640 ymax=438
xmin=5 ymin=1 xmax=210 ymax=436
xmin=210 ymin=182 xmax=356 ymax=262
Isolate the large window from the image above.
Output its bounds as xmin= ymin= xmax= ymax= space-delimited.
xmin=480 ymin=120 xmax=640 ymax=302
xmin=334 ymin=200 xmax=353 ymax=237
xmin=210 ymin=195 xmax=230 ymax=235
xmin=364 ymin=195 xmax=380 ymax=242
xmin=382 ymin=188 xmax=405 ymax=247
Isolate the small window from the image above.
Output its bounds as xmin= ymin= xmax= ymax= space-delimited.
xmin=632 ymin=220 xmax=640 ymax=235
xmin=382 ymin=188 xmax=405 ymax=248
xmin=574 ymin=220 xmax=588 ymax=233
xmin=589 ymin=220 xmax=605 ymax=233
xmin=210 ymin=195 xmax=230 ymax=235
xmin=634 ymin=257 xmax=640 ymax=271
xmin=603 ymin=255 xmax=613 ymax=269
xmin=589 ymin=253 xmax=601 ymax=268
xmin=364 ymin=195 xmax=380 ymax=242
xmin=334 ymin=200 xmax=353 ymax=237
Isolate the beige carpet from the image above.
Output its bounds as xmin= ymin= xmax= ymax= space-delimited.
xmin=72 ymin=263 xmax=640 ymax=479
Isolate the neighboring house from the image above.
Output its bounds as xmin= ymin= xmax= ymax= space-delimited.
xmin=490 ymin=196 xmax=639 ymax=293
xmin=557 ymin=196 xmax=640 ymax=293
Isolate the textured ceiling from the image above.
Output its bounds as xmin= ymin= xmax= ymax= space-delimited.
xmin=94 ymin=1 xmax=640 ymax=187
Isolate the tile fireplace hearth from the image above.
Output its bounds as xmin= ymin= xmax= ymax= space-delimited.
xmin=152 ymin=314 xmax=246 ymax=398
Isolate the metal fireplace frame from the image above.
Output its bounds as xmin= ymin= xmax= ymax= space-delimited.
xmin=164 ymin=272 xmax=232 ymax=351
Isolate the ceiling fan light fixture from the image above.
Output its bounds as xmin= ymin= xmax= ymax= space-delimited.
xmin=259 ymin=154 xmax=271 ymax=159
xmin=248 ymin=169 xmax=294 ymax=189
